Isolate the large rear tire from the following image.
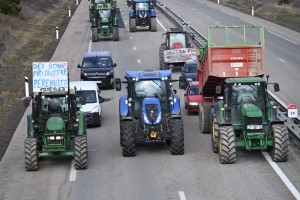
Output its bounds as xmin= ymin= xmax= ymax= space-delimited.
xmin=218 ymin=126 xmax=236 ymax=164
xmin=271 ymin=124 xmax=289 ymax=162
xmin=92 ymin=27 xmax=99 ymax=42
xmin=112 ymin=27 xmax=119 ymax=41
xmin=150 ymin=17 xmax=157 ymax=32
xmin=25 ymin=138 xmax=39 ymax=171
xmin=170 ymin=119 xmax=184 ymax=155
xmin=211 ymin=108 xmax=219 ymax=153
xmin=74 ymin=136 xmax=88 ymax=170
xmin=199 ymin=104 xmax=211 ymax=134
xmin=121 ymin=121 xmax=136 ymax=157
xmin=129 ymin=18 xmax=136 ymax=32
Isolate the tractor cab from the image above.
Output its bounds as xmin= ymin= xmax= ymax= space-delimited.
xmin=162 ymin=28 xmax=191 ymax=50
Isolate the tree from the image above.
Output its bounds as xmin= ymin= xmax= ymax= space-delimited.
xmin=0 ymin=0 xmax=22 ymax=16
xmin=278 ymin=0 xmax=295 ymax=5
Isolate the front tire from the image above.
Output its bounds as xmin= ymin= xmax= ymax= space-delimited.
xmin=129 ymin=18 xmax=136 ymax=32
xmin=74 ymin=136 xmax=88 ymax=170
xmin=25 ymin=138 xmax=39 ymax=171
xmin=211 ymin=108 xmax=219 ymax=153
xmin=218 ymin=126 xmax=236 ymax=164
xmin=112 ymin=27 xmax=119 ymax=41
xmin=271 ymin=124 xmax=289 ymax=162
xmin=92 ymin=27 xmax=98 ymax=42
xmin=170 ymin=119 xmax=184 ymax=155
xmin=121 ymin=121 xmax=136 ymax=157
xmin=150 ymin=17 xmax=157 ymax=32
xmin=199 ymin=104 xmax=211 ymax=134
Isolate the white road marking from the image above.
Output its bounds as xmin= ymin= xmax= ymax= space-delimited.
xmin=262 ymin=152 xmax=300 ymax=199
xmin=207 ymin=16 xmax=210 ymax=19
xmin=279 ymin=58 xmax=286 ymax=62
xmin=137 ymin=59 xmax=141 ymax=63
xmin=69 ymin=160 xmax=77 ymax=181
xmin=240 ymin=18 xmax=256 ymax=26
xmin=157 ymin=18 xmax=167 ymax=31
xmin=268 ymin=31 xmax=298 ymax=44
xmin=88 ymin=40 xmax=92 ymax=52
xmin=130 ymin=37 xmax=133 ymax=39
xmin=178 ymin=191 xmax=186 ymax=200
xmin=125 ymin=22 xmax=127 ymax=25
xmin=133 ymin=47 xmax=136 ymax=50
xmin=221 ymin=10 xmax=235 ymax=17
xmin=127 ymin=28 xmax=129 ymax=31
xmin=216 ymin=21 xmax=220 ymax=24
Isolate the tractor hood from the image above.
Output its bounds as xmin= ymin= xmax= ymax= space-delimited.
xmin=142 ymin=98 xmax=162 ymax=125
xmin=242 ymin=104 xmax=262 ymax=117
xmin=46 ymin=117 xmax=65 ymax=131
xmin=138 ymin=10 xmax=148 ymax=18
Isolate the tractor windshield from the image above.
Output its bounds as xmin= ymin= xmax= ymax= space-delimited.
xmin=230 ymin=83 xmax=266 ymax=123
xmin=41 ymin=96 xmax=68 ymax=114
xmin=99 ymin=9 xmax=111 ymax=18
xmin=95 ymin=0 xmax=106 ymax=4
xmin=136 ymin=3 xmax=149 ymax=11
xmin=169 ymin=33 xmax=186 ymax=49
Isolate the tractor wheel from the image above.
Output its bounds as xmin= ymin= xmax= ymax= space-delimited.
xmin=150 ymin=17 xmax=157 ymax=32
xmin=74 ymin=136 xmax=88 ymax=170
xmin=271 ymin=124 xmax=289 ymax=162
xmin=27 ymin=115 xmax=31 ymax=138
xmin=112 ymin=27 xmax=119 ymax=41
xmin=170 ymin=119 xmax=184 ymax=155
xmin=92 ymin=27 xmax=98 ymax=42
xmin=25 ymin=138 xmax=39 ymax=171
xmin=129 ymin=18 xmax=136 ymax=32
xmin=121 ymin=121 xmax=136 ymax=157
xmin=199 ymin=104 xmax=211 ymax=134
xmin=211 ymin=108 xmax=219 ymax=153
xmin=218 ymin=126 xmax=236 ymax=164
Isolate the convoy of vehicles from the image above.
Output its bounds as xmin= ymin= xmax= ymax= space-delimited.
xmin=20 ymin=1 xmax=292 ymax=173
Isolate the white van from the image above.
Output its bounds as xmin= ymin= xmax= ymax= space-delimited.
xmin=70 ymin=81 xmax=102 ymax=127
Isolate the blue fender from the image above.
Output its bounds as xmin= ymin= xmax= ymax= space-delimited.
xmin=150 ymin=9 xmax=156 ymax=17
xmin=172 ymin=94 xmax=181 ymax=115
xmin=129 ymin=10 xmax=135 ymax=18
xmin=119 ymin=95 xmax=129 ymax=117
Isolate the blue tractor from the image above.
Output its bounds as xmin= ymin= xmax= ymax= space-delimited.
xmin=115 ymin=70 xmax=184 ymax=156
xmin=127 ymin=0 xmax=157 ymax=32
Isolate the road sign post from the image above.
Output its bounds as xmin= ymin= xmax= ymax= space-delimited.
xmin=288 ymin=104 xmax=298 ymax=118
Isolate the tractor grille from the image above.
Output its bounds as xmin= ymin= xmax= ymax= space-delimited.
xmin=47 ymin=139 xmax=64 ymax=145
xmin=244 ymin=116 xmax=262 ymax=131
xmin=146 ymin=104 xmax=158 ymax=122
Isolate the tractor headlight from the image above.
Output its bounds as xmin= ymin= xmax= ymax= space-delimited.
xmin=247 ymin=125 xmax=262 ymax=130
xmin=49 ymin=136 xmax=55 ymax=140
xmin=56 ymin=136 xmax=63 ymax=140
xmin=189 ymin=102 xmax=199 ymax=106
xmin=143 ymin=112 xmax=150 ymax=123
xmin=91 ymin=106 xmax=99 ymax=113
xmin=102 ymin=25 xmax=108 ymax=28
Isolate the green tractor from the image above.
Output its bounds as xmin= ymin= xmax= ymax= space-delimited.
xmin=211 ymin=77 xmax=289 ymax=163
xmin=89 ymin=0 xmax=117 ymax=22
xmin=24 ymin=88 xmax=88 ymax=171
xmin=91 ymin=5 xmax=119 ymax=41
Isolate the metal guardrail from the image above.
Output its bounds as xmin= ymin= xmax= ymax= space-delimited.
xmin=156 ymin=1 xmax=300 ymax=140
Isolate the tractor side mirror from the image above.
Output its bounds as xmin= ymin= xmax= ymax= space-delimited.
xmin=274 ymin=83 xmax=280 ymax=92
xmin=215 ymin=85 xmax=221 ymax=94
xmin=23 ymin=97 xmax=31 ymax=107
xmin=115 ymin=78 xmax=121 ymax=91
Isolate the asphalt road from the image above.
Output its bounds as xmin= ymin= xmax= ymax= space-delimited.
xmin=0 ymin=0 xmax=300 ymax=200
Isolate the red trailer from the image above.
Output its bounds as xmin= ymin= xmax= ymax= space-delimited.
xmin=196 ymin=26 xmax=265 ymax=133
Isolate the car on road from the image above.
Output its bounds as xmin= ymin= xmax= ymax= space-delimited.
xmin=78 ymin=51 xmax=117 ymax=89
xmin=179 ymin=60 xmax=197 ymax=90
xmin=70 ymin=81 xmax=102 ymax=127
xmin=184 ymin=81 xmax=202 ymax=115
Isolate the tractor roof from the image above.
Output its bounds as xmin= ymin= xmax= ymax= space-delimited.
xmin=126 ymin=70 xmax=172 ymax=79
xmin=34 ymin=89 xmax=75 ymax=96
xmin=225 ymin=77 xmax=265 ymax=84
xmin=168 ymin=28 xmax=184 ymax=33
